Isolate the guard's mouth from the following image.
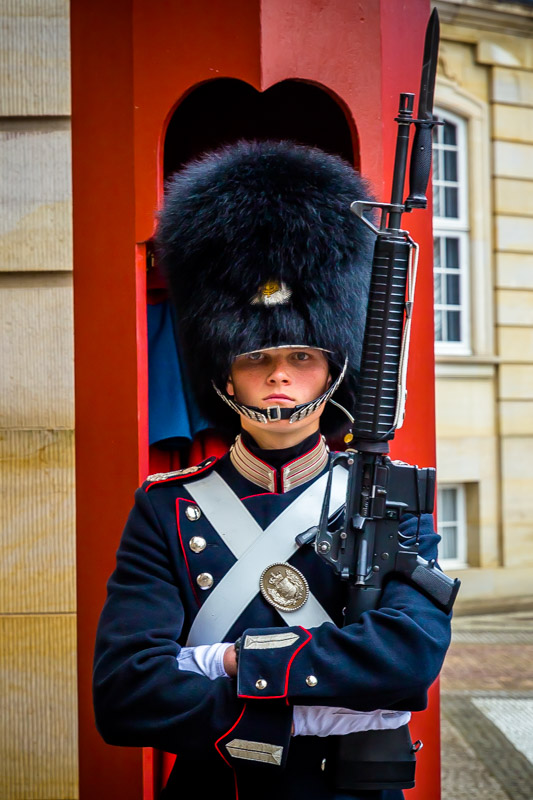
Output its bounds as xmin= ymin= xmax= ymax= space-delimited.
xmin=263 ymin=394 xmax=295 ymax=402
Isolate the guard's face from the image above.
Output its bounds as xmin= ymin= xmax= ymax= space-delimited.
xmin=226 ymin=347 xmax=331 ymax=432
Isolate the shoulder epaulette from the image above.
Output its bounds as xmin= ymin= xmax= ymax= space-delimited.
xmin=144 ymin=456 xmax=217 ymax=490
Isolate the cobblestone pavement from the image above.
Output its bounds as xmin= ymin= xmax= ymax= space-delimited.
xmin=440 ymin=610 xmax=533 ymax=800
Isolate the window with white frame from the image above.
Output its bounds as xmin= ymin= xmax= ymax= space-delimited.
xmin=437 ymin=484 xmax=467 ymax=568
xmin=433 ymin=110 xmax=470 ymax=354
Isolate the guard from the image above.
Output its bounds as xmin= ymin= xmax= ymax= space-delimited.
xmin=93 ymin=141 xmax=451 ymax=799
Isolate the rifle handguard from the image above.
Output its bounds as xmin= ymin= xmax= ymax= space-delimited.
xmin=354 ymin=234 xmax=412 ymax=443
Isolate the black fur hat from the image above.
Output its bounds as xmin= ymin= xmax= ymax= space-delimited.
xmin=156 ymin=140 xmax=375 ymax=433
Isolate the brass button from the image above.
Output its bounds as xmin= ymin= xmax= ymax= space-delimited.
xmin=306 ymin=675 xmax=318 ymax=687
xmin=196 ymin=572 xmax=214 ymax=590
xmin=189 ymin=536 xmax=206 ymax=553
xmin=255 ymin=678 xmax=268 ymax=690
xmin=185 ymin=505 xmax=201 ymax=521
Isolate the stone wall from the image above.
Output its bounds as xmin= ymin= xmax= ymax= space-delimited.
xmin=0 ymin=1 xmax=78 ymax=797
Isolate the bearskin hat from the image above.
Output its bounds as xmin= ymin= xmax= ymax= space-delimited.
xmin=156 ymin=140 xmax=375 ymax=434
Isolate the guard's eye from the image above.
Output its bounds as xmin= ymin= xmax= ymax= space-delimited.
xmin=247 ymin=352 xmax=265 ymax=361
xmin=292 ymin=351 xmax=311 ymax=361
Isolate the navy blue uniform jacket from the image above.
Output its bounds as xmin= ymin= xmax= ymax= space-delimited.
xmin=93 ymin=447 xmax=451 ymax=800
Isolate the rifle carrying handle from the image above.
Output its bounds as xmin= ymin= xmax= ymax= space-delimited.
xmin=406 ymin=122 xmax=433 ymax=209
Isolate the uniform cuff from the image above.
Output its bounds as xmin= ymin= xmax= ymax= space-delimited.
xmin=237 ymin=626 xmax=312 ymax=699
xmin=215 ymin=701 xmax=293 ymax=770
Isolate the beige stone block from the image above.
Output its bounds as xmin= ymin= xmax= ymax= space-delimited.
xmin=494 ymin=179 xmax=533 ymax=217
xmin=501 ymin=436 xmax=533 ymax=567
xmin=494 ymin=141 xmax=533 ymax=180
xmin=435 ymin=378 xmax=495 ymax=438
xmin=499 ymin=364 xmax=533 ymax=400
xmin=493 ymin=104 xmax=533 ymax=144
xmin=438 ymin=40 xmax=489 ymax=103
xmin=478 ymin=35 xmax=533 ymax=71
xmin=499 ymin=401 xmax=533 ymax=436
xmin=0 ymin=614 xmax=77 ymax=799
xmin=496 ymin=252 xmax=533 ymax=289
xmin=498 ymin=326 xmax=533 ymax=361
xmin=0 ymin=429 xmax=75 ymax=614
xmin=450 ymin=566 xmax=533 ymax=609
xmin=0 ymin=121 xmax=72 ymax=271
xmin=0 ymin=274 xmax=74 ymax=428
xmin=436 ymin=437 xmax=500 ymax=568
xmin=495 ymin=216 xmax=533 ymax=254
xmin=0 ymin=0 xmax=70 ymax=116
xmin=492 ymin=67 xmax=533 ymax=108
xmin=437 ymin=437 xmax=496 ymax=484
xmin=496 ymin=288 xmax=533 ymax=326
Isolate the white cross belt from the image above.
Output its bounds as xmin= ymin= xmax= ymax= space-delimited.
xmin=184 ymin=465 xmax=347 ymax=645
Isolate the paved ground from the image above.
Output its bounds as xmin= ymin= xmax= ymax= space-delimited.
xmin=440 ymin=610 xmax=533 ymax=800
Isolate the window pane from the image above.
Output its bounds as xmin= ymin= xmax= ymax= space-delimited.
xmin=433 ymin=184 xmax=442 ymax=217
xmin=446 ymin=273 xmax=460 ymax=306
xmin=433 ymin=149 xmax=441 ymax=181
xmin=434 ymin=272 xmax=443 ymax=305
xmin=444 ymin=149 xmax=458 ymax=182
xmin=443 ymin=121 xmax=457 ymax=145
xmin=439 ymin=488 xmax=457 ymax=521
xmin=445 ymin=186 xmax=458 ymax=218
xmin=434 ymin=237 xmax=441 ymax=269
xmin=433 ymin=112 xmax=468 ymax=349
xmin=441 ymin=526 xmax=458 ymax=560
xmin=447 ymin=310 xmax=461 ymax=341
xmin=445 ymin=237 xmax=459 ymax=269
xmin=434 ymin=309 xmax=443 ymax=341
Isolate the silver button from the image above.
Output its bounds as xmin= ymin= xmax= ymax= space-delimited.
xmin=185 ymin=505 xmax=201 ymax=521
xmin=196 ymin=572 xmax=214 ymax=590
xmin=255 ymin=678 xmax=268 ymax=690
xmin=189 ymin=536 xmax=206 ymax=553
xmin=306 ymin=675 xmax=318 ymax=687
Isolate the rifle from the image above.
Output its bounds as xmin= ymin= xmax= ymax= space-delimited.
xmin=297 ymin=9 xmax=460 ymax=791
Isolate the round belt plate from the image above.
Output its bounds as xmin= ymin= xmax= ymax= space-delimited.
xmin=260 ymin=563 xmax=309 ymax=612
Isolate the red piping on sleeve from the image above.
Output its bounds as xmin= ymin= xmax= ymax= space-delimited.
xmin=214 ymin=705 xmax=246 ymax=800
xmin=284 ymin=626 xmax=312 ymax=703
xmin=238 ymin=626 xmax=312 ymax=700
xmin=214 ymin=703 xmax=247 ymax=767
xmin=175 ymin=499 xmax=201 ymax=606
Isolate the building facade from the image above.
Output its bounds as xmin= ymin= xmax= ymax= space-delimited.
xmin=434 ymin=0 xmax=533 ymax=610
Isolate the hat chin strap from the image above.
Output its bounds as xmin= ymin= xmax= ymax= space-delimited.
xmin=212 ymin=357 xmax=348 ymax=425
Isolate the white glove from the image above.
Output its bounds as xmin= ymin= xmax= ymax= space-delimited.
xmin=292 ymin=706 xmax=411 ymax=737
xmin=177 ymin=646 xmax=411 ymax=739
xmin=177 ymin=643 xmax=232 ymax=679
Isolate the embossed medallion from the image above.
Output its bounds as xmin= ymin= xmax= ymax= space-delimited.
xmin=259 ymin=563 xmax=309 ymax=612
